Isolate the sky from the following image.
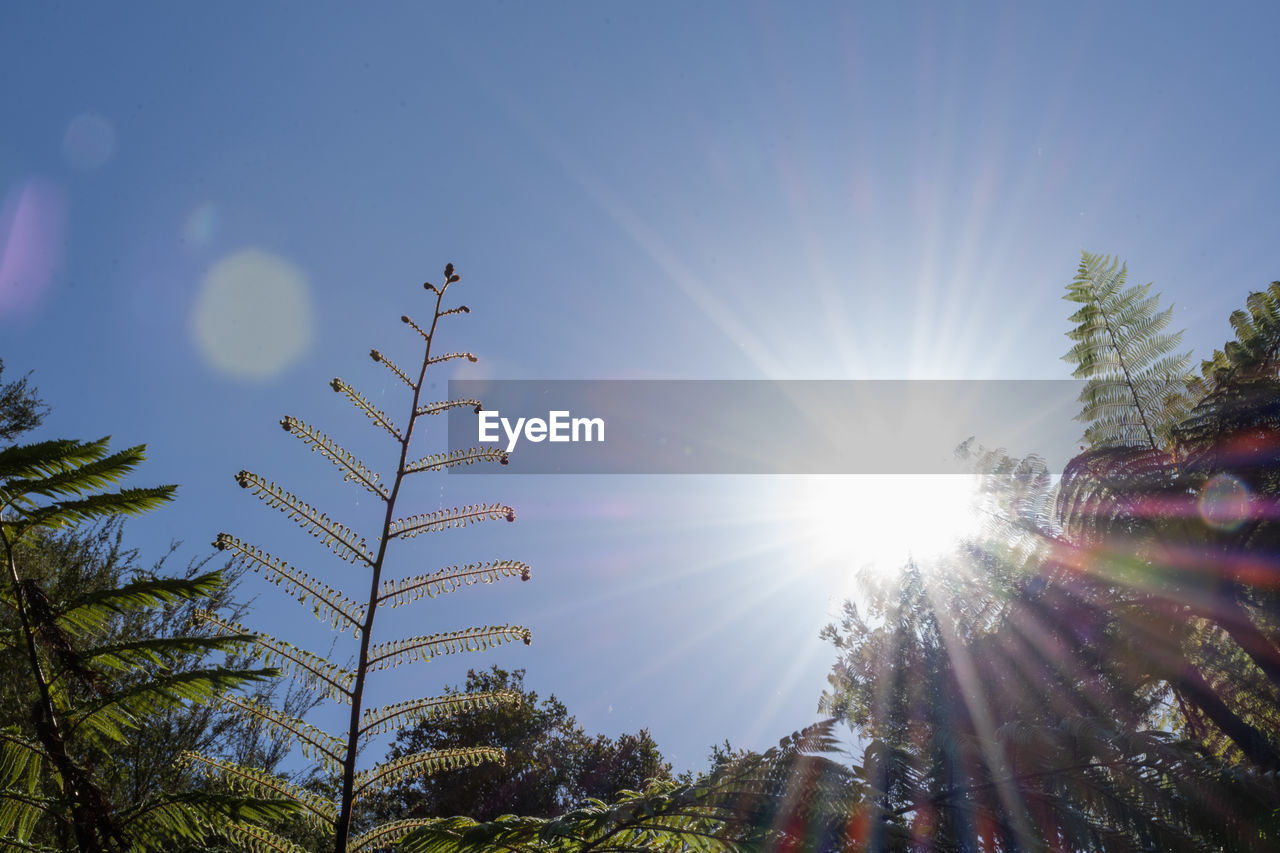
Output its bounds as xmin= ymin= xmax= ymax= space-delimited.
xmin=3 ymin=2 xmax=1279 ymax=774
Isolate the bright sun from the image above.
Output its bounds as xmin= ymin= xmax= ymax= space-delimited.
xmin=781 ymin=475 xmax=982 ymax=586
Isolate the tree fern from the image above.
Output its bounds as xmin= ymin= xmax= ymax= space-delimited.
xmin=206 ymin=263 xmax=531 ymax=852
xmin=0 ymin=436 xmax=289 ymax=850
xmin=1064 ymin=252 xmax=1194 ymax=449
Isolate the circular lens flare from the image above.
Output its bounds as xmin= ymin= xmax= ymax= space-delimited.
xmin=1198 ymin=474 xmax=1250 ymax=532
xmin=191 ymin=248 xmax=315 ymax=379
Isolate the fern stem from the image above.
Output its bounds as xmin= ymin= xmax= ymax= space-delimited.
xmin=1 ymin=528 xmax=122 ymax=852
xmin=333 ymin=277 xmax=452 ymax=852
xmin=1090 ymin=264 xmax=1159 ymax=450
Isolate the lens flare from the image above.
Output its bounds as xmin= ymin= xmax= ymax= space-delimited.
xmin=191 ymin=248 xmax=315 ymax=379
xmin=1198 ymin=474 xmax=1250 ymax=531
xmin=62 ymin=113 xmax=116 ymax=171
xmin=0 ymin=179 xmax=66 ymax=320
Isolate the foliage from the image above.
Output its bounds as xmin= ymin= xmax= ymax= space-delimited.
xmin=396 ymin=720 xmax=865 ymax=853
xmin=371 ymin=666 xmax=674 ymax=824
xmin=1064 ymin=252 xmax=1193 ymax=448
xmin=0 ymin=431 xmax=288 ymax=850
xmin=0 ymin=359 xmax=48 ymax=444
xmin=201 ymin=264 xmax=532 ymax=852
xmin=821 ymin=253 xmax=1280 ymax=850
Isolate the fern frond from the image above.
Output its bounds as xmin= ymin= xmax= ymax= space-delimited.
xmin=25 ymin=486 xmax=177 ymax=529
xmin=2 ymin=444 xmax=147 ymax=503
xmin=349 ymin=819 xmax=444 ymax=853
xmin=219 ymin=695 xmax=344 ymax=773
xmin=438 ymin=305 xmax=471 ymax=318
xmin=359 ymin=690 xmax=522 ymax=739
xmin=0 ymin=787 xmax=58 ymax=851
xmin=0 ymin=730 xmax=43 ymax=793
xmin=196 ymin=612 xmax=354 ymax=702
xmin=329 ymin=377 xmax=402 ymax=440
xmin=234 ymin=471 xmax=374 ymax=565
xmin=214 ymin=534 xmax=365 ymax=631
xmin=378 ymin=560 xmax=531 ymax=608
xmin=369 ymin=349 xmax=416 ymax=391
xmin=1064 ymin=252 xmax=1193 ymax=449
xmin=1200 ymin=281 xmax=1280 ymax=387
xmin=387 ymin=504 xmax=515 ymax=540
xmin=208 ymin=820 xmax=310 ymax=853
xmin=0 ymin=436 xmax=113 ymax=481
xmin=353 ymin=747 xmax=505 ymax=798
xmin=69 ymin=666 xmax=277 ymax=742
xmin=58 ymin=570 xmax=227 ymax=634
xmin=416 ymin=398 xmax=483 ymax=418
xmin=79 ymin=634 xmax=254 ymax=673
xmin=279 ymin=416 xmax=388 ymax=499
xmin=367 ymin=625 xmax=532 ymax=671
xmin=427 ymin=352 xmax=479 ymax=367
xmin=404 ymin=447 xmax=509 ymax=474
xmin=184 ymin=752 xmax=336 ymax=826
xmin=121 ymin=791 xmax=303 ymax=849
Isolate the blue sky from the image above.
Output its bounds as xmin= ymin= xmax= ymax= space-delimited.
xmin=3 ymin=2 xmax=1279 ymax=772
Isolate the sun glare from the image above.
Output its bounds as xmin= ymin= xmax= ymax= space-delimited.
xmin=783 ymin=475 xmax=982 ymax=590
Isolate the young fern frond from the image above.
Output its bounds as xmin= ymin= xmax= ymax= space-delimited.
xmin=369 ymin=349 xmax=417 ymax=390
xmin=221 ymin=263 xmax=528 ymax=851
xmin=214 ymin=533 xmax=365 ymax=632
xmin=358 ymin=689 xmax=522 ymax=740
xmin=329 ymin=377 xmax=402 ymax=440
xmin=220 ymin=695 xmax=345 ymax=773
xmin=416 ymin=398 xmax=483 ymax=418
xmin=279 ymin=416 xmax=389 ymax=500
xmin=404 ymin=447 xmax=509 ymax=475
xmin=196 ymin=611 xmax=354 ymax=702
xmin=213 ymin=821 xmax=311 ymax=853
xmin=367 ymin=625 xmax=532 ymax=671
xmin=353 ymin=747 xmax=506 ymax=798
xmin=388 ymin=503 xmax=516 ymax=540
xmin=377 ymin=560 xmax=531 ymax=608
xmin=184 ymin=753 xmax=337 ymax=826
xmin=348 ymin=819 xmax=443 ymax=853
xmin=234 ymin=471 xmax=374 ymax=565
